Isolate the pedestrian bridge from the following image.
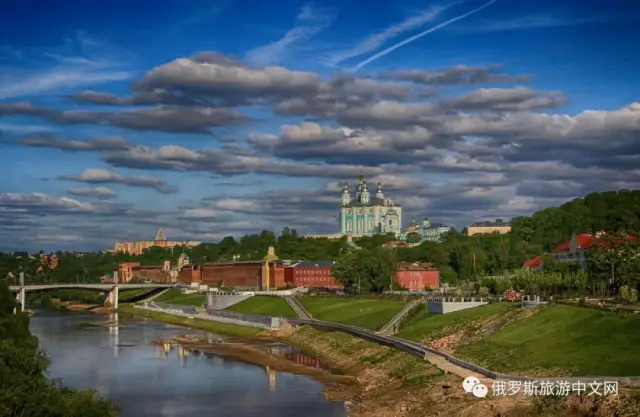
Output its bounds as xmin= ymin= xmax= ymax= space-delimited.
xmin=8 ymin=283 xmax=175 ymax=292
xmin=9 ymin=283 xmax=176 ymax=312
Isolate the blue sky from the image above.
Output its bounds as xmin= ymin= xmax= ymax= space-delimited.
xmin=1 ymin=0 xmax=639 ymax=251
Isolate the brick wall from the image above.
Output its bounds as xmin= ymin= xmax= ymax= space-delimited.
xmin=131 ymin=266 xmax=170 ymax=283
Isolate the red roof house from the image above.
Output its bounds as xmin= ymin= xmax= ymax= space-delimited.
xmin=523 ymin=256 xmax=543 ymax=270
xmin=551 ymin=232 xmax=637 ymax=265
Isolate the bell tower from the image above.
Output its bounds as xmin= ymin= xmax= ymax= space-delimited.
xmin=341 ymin=181 xmax=350 ymax=206
xmin=361 ymin=181 xmax=370 ymax=204
xmin=375 ymin=182 xmax=384 ymax=199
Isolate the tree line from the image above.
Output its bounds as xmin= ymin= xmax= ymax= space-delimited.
xmin=1 ymin=189 xmax=639 ymax=295
xmin=0 ymin=282 xmax=117 ymax=416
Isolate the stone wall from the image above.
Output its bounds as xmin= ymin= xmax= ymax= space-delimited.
xmin=427 ymin=298 xmax=488 ymax=314
xmin=206 ymin=293 xmax=253 ymax=310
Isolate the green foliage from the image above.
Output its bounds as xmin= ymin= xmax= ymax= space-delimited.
xmin=620 ymin=285 xmax=631 ymax=303
xmin=0 ymin=282 xmax=118 ymax=416
xmin=332 ymin=247 xmax=398 ymax=293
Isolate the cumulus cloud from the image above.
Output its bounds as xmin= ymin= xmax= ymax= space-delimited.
xmin=379 ymin=65 xmax=531 ymax=85
xmin=67 ymin=186 xmax=117 ymax=200
xmin=58 ymin=169 xmax=177 ymax=194
xmin=1 ymin=102 xmax=249 ymax=134
xmin=3 ymin=49 xmax=640 ymax=250
xmin=19 ymin=134 xmax=133 ymax=151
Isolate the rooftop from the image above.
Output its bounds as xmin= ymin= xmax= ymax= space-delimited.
xmin=397 ymin=261 xmax=437 ymax=271
xmin=290 ymin=261 xmax=335 ymax=268
xmin=552 ymin=232 xmax=637 ymax=253
xmin=343 ymin=196 xmax=402 ymax=208
xmin=470 ymin=220 xmax=511 ymax=227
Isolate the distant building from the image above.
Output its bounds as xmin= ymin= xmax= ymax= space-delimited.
xmin=398 ymin=217 xmax=453 ymax=243
xmin=395 ymin=262 xmax=440 ymax=290
xmin=467 ymin=219 xmax=512 ymax=236
xmin=199 ymin=260 xmax=285 ymax=290
xmin=304 ymin=233 xmax=344 ymax=239
xmin=118 ymin=262 xmax=140 ymax=282
xmin=339 ymin=176 xmax=403 ymax=237
xmin=530 ymin=231 xmax=637 ymax=270
xmin=129 ymin=265 xmax=169 ymax=283
xmin=382 ymin=241 xmax=417 ymax=249
xmin=552 ymin=233 xmax=598 ymax=265
xmin=114 ymin=228 xmax=201 ymax=255
xmin=523 ymin=256 xmax=543 ymax=271
xmin=284 ymin=261 xmax=339 ymax=288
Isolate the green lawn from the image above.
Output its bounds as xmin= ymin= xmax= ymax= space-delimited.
xmin=397 ymin=302 xmax=515 ymax=342
xmin=225 ymin=296 xmax=297 ymax=317
xmin=298 ymin=296 xmax=408 ymax=330
xmin=455 ymin=304 xmax=640 ymax=377
xmin=118 ymin=288 xmax=155 ymax=302
xmin=152 ymin=288 xmax=205 ymax=307
xmin=118 ymin=305 xmax=261 ymax=338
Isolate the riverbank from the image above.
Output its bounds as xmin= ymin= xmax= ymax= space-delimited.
xmin=168 ymin=337 xmax=355 ymax=386
xmin=117 ymin=305 xmax=263 ymax=338
xmin=121 ymin=304 xmax=640 ymax=417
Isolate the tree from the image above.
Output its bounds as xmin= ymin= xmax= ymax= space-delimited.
xmin=405 ymin=232 xmax=421 ymax=244
xmin=0 ymin=282 xmax=118 ymax=416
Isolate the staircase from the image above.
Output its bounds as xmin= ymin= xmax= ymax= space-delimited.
xmin=379 ymin=299 xmax=422 ymax=335
xmin=284 ymin=296 xmax=312 ymax=319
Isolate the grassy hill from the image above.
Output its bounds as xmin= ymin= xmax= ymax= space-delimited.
xmin=399 ymin=302 xmax=640 ymax=377
xmin=153 ymin=288 xmax=205 ymax=307
xmin=225 ymin=296 xmax=297 ymax=317
xmin=299 ymin=296 xmax=408 ymax=330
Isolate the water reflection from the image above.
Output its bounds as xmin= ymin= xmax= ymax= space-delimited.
xmin=265 ymin=366 xmax=277 ymax=392
xmin=30 ymin=311 xmax=346 ymax=417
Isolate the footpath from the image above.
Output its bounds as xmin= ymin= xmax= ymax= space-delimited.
xmin=130 ymin=300 xmax=640 ymax=388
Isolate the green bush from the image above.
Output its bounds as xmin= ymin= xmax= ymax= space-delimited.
xmin=0 ymin=282 xmax=118 ymax=416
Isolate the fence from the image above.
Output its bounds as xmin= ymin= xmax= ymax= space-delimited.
xmin=206 ymin=309 xmax=282 ymax=328
xmin=137 ymin=303 xmax=274 ymax=329
xmin=136 ymin=302 xmax=640 ymax=386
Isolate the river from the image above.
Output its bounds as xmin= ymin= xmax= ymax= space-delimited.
xmin=30 ymin=310 xmax=347 ymax=417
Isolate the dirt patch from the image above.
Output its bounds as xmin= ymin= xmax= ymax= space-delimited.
xmin=53 ymin=300 xmax=114 ymax=314
xmin=428 ymin=308 xmax=537 ymax=353
xmin=281 ymin=326 xmax=640 ymax=417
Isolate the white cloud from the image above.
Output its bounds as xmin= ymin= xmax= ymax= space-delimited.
xmin=244 ymin=3 xmax=336 ymax=66
xmin=0 ymin=32 xmax=133 ymax=99
xmin=325 ymin=3 xmax=452 ymax=66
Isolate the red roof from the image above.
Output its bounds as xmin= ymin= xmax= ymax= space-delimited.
xmin=552 ymin=232 xmax=637 ymax=253
xmin=523 ymin=256 xmax=543 ymax=268
xmin=552 ymin=233 xmax=594 ymax=253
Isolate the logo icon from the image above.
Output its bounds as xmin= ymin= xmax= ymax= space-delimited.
xmin=463 ymin=376 xmax=488 ymax=398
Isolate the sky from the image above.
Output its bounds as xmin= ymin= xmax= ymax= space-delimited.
xmin=1 ymin=0 xmax=639 ymax=252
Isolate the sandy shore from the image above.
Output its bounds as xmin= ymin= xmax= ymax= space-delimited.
xmin=166 ymin=337 xmax=356 ymax=387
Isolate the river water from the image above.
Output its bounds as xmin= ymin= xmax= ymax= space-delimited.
xmin=30 ymin=310 xmax=347 ymax=417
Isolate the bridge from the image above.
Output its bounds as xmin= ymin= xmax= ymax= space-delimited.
xmin=9 ymin=283 xmax=176 ymax=312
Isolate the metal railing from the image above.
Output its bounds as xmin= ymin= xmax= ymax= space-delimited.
xmin=137 ymin=301 xmax=640 ymax=385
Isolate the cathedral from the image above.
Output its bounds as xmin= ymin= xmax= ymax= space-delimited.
xmin=339 ymin=175 xmax=403 ymax=237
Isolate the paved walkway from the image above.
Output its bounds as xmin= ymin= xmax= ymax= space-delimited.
xmin=284 ymin=296 xmax=311 ymax=319
xmin=423 ymin=350 xmax=491 ymax=384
